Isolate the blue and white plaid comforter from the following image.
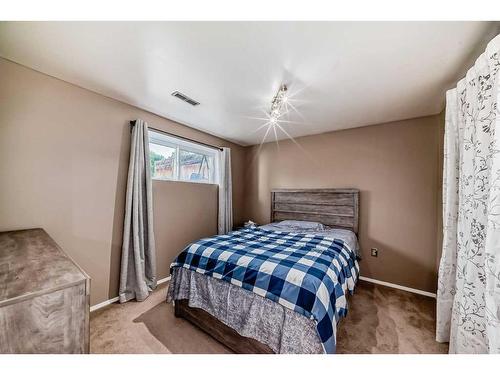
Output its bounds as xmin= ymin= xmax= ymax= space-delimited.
xmin=170 ymin=227 xmax=359 ymax=353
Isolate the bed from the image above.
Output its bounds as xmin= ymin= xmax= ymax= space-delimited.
xmin=166 ymin=188 xmax=360 ymax=354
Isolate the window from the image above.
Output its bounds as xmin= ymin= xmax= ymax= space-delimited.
xmin=149 ymin=130 xmax=219 ymax=184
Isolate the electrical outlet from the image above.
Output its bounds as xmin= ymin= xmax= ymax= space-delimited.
xmin=371 ymin=248 xmax=378 ymax=257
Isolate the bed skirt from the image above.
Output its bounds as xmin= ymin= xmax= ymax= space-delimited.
xmin=166 ymin=268 xmax=324 ymax=354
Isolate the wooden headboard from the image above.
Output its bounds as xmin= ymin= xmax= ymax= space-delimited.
xmin=271 ymin=189 xmax=359 ymax=234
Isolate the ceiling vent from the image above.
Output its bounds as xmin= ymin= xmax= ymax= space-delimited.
xmin=171 ymin=91 xmax=200 ymax=106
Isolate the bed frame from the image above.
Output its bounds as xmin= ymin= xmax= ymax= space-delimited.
xmin=174 ymin=188 xmax=360 ymax=353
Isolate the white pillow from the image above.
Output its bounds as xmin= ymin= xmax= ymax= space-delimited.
xmin=275 ymin=220 xmax=325 ymax=231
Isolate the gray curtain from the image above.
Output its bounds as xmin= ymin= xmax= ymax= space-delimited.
xmin=119 ymin=119 xmax=157 ymax=303
xmin=218 ymin=147 xmax=233 ymax=234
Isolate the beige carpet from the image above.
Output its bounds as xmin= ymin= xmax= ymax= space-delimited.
xmin=90 ymin=280 xmax=448 ymax=354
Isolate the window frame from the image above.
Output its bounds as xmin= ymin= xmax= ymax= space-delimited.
xmin=148 ymin=129 xmax=220 ymax=185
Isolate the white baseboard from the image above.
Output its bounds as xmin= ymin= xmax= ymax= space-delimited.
xmin=90 ymin=276 xmax=171 ymax=312
xmin=157 ymin=276 xmax=171 ymax=285
xmin=90 ymin=296 xmax=119 ymax=312
xmin=359 ymin=276 xmax=436 ymax=298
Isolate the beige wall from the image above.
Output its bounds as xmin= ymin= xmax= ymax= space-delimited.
xmin=243 ymin=115 xmax=442 ymax=293
xmin=0 ymin=58 xmax=246 ymax=305
xmin=0 ymin=56 xmax=444 ymax=304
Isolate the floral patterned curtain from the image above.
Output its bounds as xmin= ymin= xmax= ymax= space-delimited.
xmin=437 ymin=34 xmax=500 ymax=353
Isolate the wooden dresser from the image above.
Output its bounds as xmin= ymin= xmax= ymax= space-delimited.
xmin=0 ymin=228 xmax=90 ymax=353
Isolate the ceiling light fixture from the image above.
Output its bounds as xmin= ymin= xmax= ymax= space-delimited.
xmin=250 ymin=83 xmax=304 ymax=150
xmin=269 ymin=84 xmax=288 ymax=122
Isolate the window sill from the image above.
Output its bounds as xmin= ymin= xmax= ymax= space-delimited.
xmin=151 ymin=178 xmax=218 ymax=187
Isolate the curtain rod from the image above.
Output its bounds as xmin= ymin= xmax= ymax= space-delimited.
xmin=130 ymin=120 xmax=223 ymax=152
